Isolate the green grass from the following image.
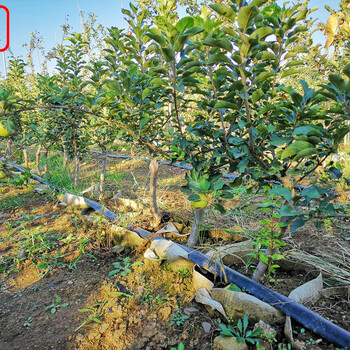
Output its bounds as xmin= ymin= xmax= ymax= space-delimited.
xmin=0 ymin=193 xmax=34 ymax=211
xmin=40 ymin=155 xmax=85 ymax=194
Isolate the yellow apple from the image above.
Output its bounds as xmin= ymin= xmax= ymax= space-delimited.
xmin=0 ymin=120 xmax=15 ymax=137
xmin=191 ymin=193 xmax=208 ymax=209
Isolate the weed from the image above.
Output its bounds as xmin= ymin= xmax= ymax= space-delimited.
xmin=0 ymin=222 xmax=15 ymax=242
xmin=170 ymin=308 xmax=189 ymax=327
xmin=36 ymin=251 xmax=67 ymax=276
xmin=277 ymin=345 xmax=292 ymax=350
xmin=175 ymin=268 xmax=192 ymax=279
xmin=0 ymin=255 xmax=20 ymax=276
xmin=45 ymin=297 xmax=69 ymax=314
xmin=306 ymin=338 xmax=316 ymax=345
xmin=108 ymin=257 xmax=142 ymax=277
xmin=41 ymin=155 xmax=85 ymax=194
xmin=75 ymin=299 xmax=107 ymax=332
xmin=18 ymin=210 xmax=44 ymax=226
xmin=229 ymin=185 xmax=250 ymax=199
xmin=170 ymin=343 xmax=184 ymax=350
xmin=0 ymin=195 xmax=31 ymax=211
xmin=219 ymin=315 xmax=263 ymax=345
xmin=10 ymin=169 xmax=31 ymax=187
xmin=23 ymin=317 xmax=32 ymax=327
xmin=68 ymin=253 xmax=97 ymax=271
xmin=141 ymin=288 xmax=168 ymax=305
xmin=246 ymin=194 xmax=286 ymax=281
xmin=105 ymin=164 xmax=125 ymax=190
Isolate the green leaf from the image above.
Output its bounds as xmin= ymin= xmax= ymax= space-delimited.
xmin=146 ymin=32 xmax=167 ymax=46
xmin=207 ymin=53 xmax=231 ymax=65
xmin=293 ymin=147 xmax=317 ymax=161
xmin=237 ymin=5 xmax=256 ymax=31
xmin=161 ymin=47 xmax=175 ymax=62
xmin=251 ymin=0 xmax=269 ymax=6
xmin=281 ymin=141 xmax=314 ymax=159
xmin=249 ymin=26 xmax=274 ymax=40
xmin=204 ymin=36 xmax=233 ymax=51
xmin=250 ymin=327 xmax=263 ymax=337
xmin=213 ymin=180 xmax=225 ymax=191
xmin=257 ymin=51 xmax=276 ymax=60
xmin=329 ymin=74 xmax=347 ymax=92
xmin=184 ymin=27 xmax=205 ymax=36
xmin=319 ymin=202 xmax=335 ymax=215
xmin=259 ymin=201 xmax=278 ymax=209
xmin=251 ymin=89 xmax=264 ymax=103
xmin=139 ymin=118 xmax=149 ymax=128
xmin=173 ymin=34 xmax=189 ymax=52
xmin=212 ymin=203 xmax=226 ymax=214
xmin=225 ymin=283 xmax=242 ymax=292
xmin=237 ymin=158 xmax=249 ymax=173
xmin=300 ymin=186 xmax=322 ymax=199
xmin=269 ymin=186 xmax=292 ymax=203
xmin=142 ymin=88 xmax=151 ymax=99
xmin=210 ymin=4 xmax=236 ymax=22
xmin=329 ymin=167 xmax=342 ymax=179
xmin=175 ymin=17 xmax=194 ymax=33
xmin=199 ymin=178 xmax=211 ymax=191
xmin=280 ymin=205 xmax=300 ymax=217
xmin=243 ymin=315 xmax=248 ymax=331
xmin=220 ymin=329 xmax=233 ymax=337
xmin=290 ymin=218 xmax=305 ymax=234
xmin=343 ymin=64 xmax=350 ymax=79
xmin=281 ymin=68 xmax=300 ymax=78
xmin=257 ymin=71 xmax=274 ymax=81
xmin=237 ymin=319 xmax=243 ymax=333
xmin=292 ymin=126 xmax=318 ymax=136
xmin=214 ymin=101 xmax=238 ymax=110
xmin=188 ymin=193 xmax=201 ymax=202
xmin=270 ymin=136 xmax=291 ymax=146
xmin=150 ymin=78 xmax=167 ymax=85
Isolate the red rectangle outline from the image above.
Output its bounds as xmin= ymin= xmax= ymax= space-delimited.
xmin=0 ymin=5 xmax=9 ymax=52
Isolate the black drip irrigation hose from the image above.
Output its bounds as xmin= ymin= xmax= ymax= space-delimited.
xmin=2 ymin=157 xmax=350 ymax=347
xmin=181 ymin=246 xmax=350 ymax=349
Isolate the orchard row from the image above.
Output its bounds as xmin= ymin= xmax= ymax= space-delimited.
xmin=1 ymin=0 xmax=349 ymax=280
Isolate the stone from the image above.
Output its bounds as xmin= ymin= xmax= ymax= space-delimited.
xmin=202 ymin=322 xmax=211 ymax=333
xmin=114 ymin=197 xmax=143 ymax=212
xmin=33 ymin=184 xmax=51 ymax=194
xmin=213 ymin=336 xmax=248 ymax=350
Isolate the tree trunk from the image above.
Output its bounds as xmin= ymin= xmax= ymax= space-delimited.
xmin=187 ymin=209 xmax=205 ymax=248
xmin=63 ymin=147 xmax=68 ymax=168
xmin=99 ymin=146 xmax=107 ymax=199
xmin=5 ymin=139 xmax=12 ymax=159
xmin=149 ymin=158 xmax=161 ymax=227
xmin=74 ymin=155 xmax=79 ymax=188
xmin=23 ymin=147 xmax=28 ymax=168
xmin=36 ymin=144 xmax=42 ymax=175
xmin=73 ymin=138 xmax=79 ymax=188
xmin=43 ymin=147 xmax=48 ymax=174
xmin=252 ymin=216 xmax=288 ymax=282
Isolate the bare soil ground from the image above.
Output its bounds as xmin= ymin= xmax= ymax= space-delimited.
xmin=0 ymin=154 xmax=349 ymax=349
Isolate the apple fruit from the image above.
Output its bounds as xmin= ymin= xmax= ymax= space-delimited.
xmin=0 ymin=120 xmax=15 ymax=137
xmin=191 ymin=193 xmax=208 ymax=209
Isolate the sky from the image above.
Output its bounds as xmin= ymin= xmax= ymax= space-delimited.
xmin=0 ymin=0 xmax=341 ymax=76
